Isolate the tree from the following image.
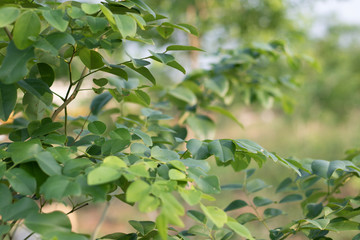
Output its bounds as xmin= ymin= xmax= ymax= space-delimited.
xmin=0 ymin=1 xmax=360 ymax=240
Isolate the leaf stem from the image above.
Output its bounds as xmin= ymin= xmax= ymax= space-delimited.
xmin=3 ymin=27 xmax=12 ymax=40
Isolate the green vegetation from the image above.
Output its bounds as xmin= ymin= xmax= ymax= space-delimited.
xmin=0 ymin=0 xmax=360 ymax=240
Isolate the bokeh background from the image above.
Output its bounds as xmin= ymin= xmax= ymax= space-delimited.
xmin=7 ymin=0 xmax=360 ymax=239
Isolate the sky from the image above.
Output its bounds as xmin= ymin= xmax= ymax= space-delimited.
xmin=312 ymin=0 xmax=360 ymax=24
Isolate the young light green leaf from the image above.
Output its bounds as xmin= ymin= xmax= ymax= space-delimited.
xmin=226 ymin=217 xmax=254 ymax=240
xmin=87 ymin=166 xmax=121 ymax=185
xmin=126 ymin=180 xmax=151 ymax=202
xmin=13 ymin=11 xmax=41 ymax=49
xmin=200 ymin=204 xmax=227 ymax=228
xmin=138 ymin=195 xmax=160 ymax=213
xmin=179 ymin=188 xmax=202 ymax=206
xmin=114 ymin=14 xmax=137 ymax=38
xmin=103 ymin=156 xmax=127 ymax=169
xmin=81 ymin=3 xmax=101 ymax=15
xmin=168 ymin=169 xmax=186 ymax=180
xmin=42 ymin=9 xmax=68 ymax=32
xmin=0 ymin=7 xmax=20 ymax=27
xmin=166 ymin=45 xmax=204 ymax=52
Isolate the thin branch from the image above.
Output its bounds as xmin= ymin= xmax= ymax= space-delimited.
xmin=51 ymin=67 xmax=87 ymax=121
xmin=90 ymin=201 xmax=110 ymax=240
xmin=72 ymin=112 xmax=91 ymax=143
xmin=3 ymin=27 xmax=13 ymax=40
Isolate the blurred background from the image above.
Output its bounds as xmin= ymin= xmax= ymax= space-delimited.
xmin=25 ymin=0 xmax=360 ymax=239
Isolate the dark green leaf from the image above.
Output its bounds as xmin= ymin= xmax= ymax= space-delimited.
xmin=93 ymin=78 xmax=108 ymax=87
xmin=86 ymin=16 xmax=108 ymax=33
xmin=79 ymin=48 xmax=104 ymax=70
xmin=129 ymin=220 xmax=155 ymax=236
xmin=0 ymin=183 xmax=12 ymax=209
xmin=90 ymin=92 xmax=113 ymax=115
xmin=8 ymin=139 xmax=42 ymax=164
xmin=306 ymin=203 xmax=323 ymax=218
xmin=209 ymin=140 xmax=236 ymax=163
xmin=35 ymin=151 xmax=62 ymax=176
xmin=40 ymin=175 xmax=81 ymax=201
xmin=18 ymin=78 xmax=53 ymax=106
xmin=236 ymin=213 xmax=258 ymax=224
xmin=0 ymin=82 xmax=17 ymax=121
xmin=132 ymin=128 xmax=153 ymax=146
xmin=29 ymin=63 xmax=55 ymax=87
xmin=88 ymin=121 xmax=107 ymax=135
xmin=264 ymin=208 xmax=283 ymax=219
xmin=253 ymin=196 xmax=273 ymax=207
xmin=187 ymin=168 xmax=220 ymax=194
xmin=186 ymin=139 xmax=210 ymax=160
xmin=246 ymin=179 xmax=269 ymax=193
xmin=166 ymin=45 xmax=204 ymax=52
xmin=31 ymin=121 xmax=63 ymax=138
xmin=276 ymin=177 xmax=293 ymax=193
xmin=224 ymin=200 xmax=248 ymax=211
xmin=0 ymin=42 xmax=34 ymax=84
xmin=279 ymin=194 xmax=303 ymax=203
xmin=0 ymin=197 xmax=38 ymax=221
xmin=187 ymin=210 xmax=207 ymax=224
xmin=124 ymin=62 xmax=156 ymax=85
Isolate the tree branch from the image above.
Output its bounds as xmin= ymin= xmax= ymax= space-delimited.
xmin=3 ymin=27 xmax=13 ymax=41
xmin=51 ymin=67 xmax=87 ymax=121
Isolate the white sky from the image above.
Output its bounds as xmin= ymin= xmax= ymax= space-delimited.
xmin=313 ymin=0 xmax=360 ymax=24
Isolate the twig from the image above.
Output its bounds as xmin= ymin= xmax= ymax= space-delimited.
xmin=72 ymin=112 xmax=91 ymax=143
xmin=90 ymin=201 xmax=110 ymax=240
xmin=3 ymin=27 xmax=12 ymax=40
xmin=51 ymin=67 xmax=87 ymax=121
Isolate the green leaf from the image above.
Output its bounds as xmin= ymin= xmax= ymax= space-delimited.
xmin=93 ymin=78 xmax=108 ymax=87
xmin=18 ymin=78 xmax=53 ymax=106
xmin=25 ymin=211 xmax=72 ymax=235
xmin=90 ymin=92 xmax=112 ymax=115
xmin=0 ymin=82 xmax=17 ymax=121
xmin=155 ymin=214 xmax=168 ymax=240
xmin=67 ymin=6 xmax=85 ymax=19
xmin=0 ymin=41 xmax=34 ymax=84
xmin=246 ymin=179 xmax=269 ymax=193
xmin=205 ymin=75 xmax=229 ymax=97
xmin=135 ymin=90 xmax=150 ymax=106
xmin=236 ymin=213 xmax=258 ymax=224
xmin=88 ymin=166 xmax=121 ymax=185
xmin=179 ymin=188 xmax=202 ymax=206
xmin=166 ymin=45 xmax=204 ymax=52
xmin=132 ymin=128 xmax=153 ymax=146
xmin=43 ymin=232 xmax=88 ymax=240
xmin=35 ymin=151 xmax=62 ymax=176
xmin=168 ymin=169 xmax=186 ymax=180
xmin=79 ymin=48 xmax=104 ymax=70
xmin=81 ymin=3 xmax=101 ymax=15
xmin=205 ymin=106 xmax=244 ymax=128
xmin=157 ymin=25 xmax=174 ymax=39
xmin=200 ymin=204 xmax=227 ymax=228
xmin=279 ymin=194 xmax=303 ymax=203
xmin=130 ymin=0 xmax=156 ymax=17
xmin=132 ymin=58 xmax=150 ymax=68
xmin=226 ymin=217 xmax=254 ymax=240
xmin=40 ymin=175 xmax=81 ymax=201
xmin=187 ymin=210 xmax=207 ymax=224
xmin=0 ymin=183 xmax=12 ymax=209
xmin=124 ymin=62 xmax=156 ymax=85
xmin=253 ymin=196 xmax=273 ymax=207
xmin=224 ymin=200 xmax=248 ymax=212
xmin=150 ymin=51 xmax=175 ymax=64
xmin=86 ymin=16 xmax=108 ymax=33
xmin=264 ymin=208 xmax=283 ymax=219
xmin=209 ymin=140 xmax=236 ymax=163
xmin=88 ymin=121 xmax=107 ymax=135
xmin=0 ymin=225 xmax=10 ymax=236
xmin=13 ymin=11 xmax=41 ymax=49
xmin=151 ymin=146 xmax=179 ymax=162
xmin=186 ymin=115 xmax=216 ymax=139
xmin=0 ymin=197 xmax=38 ymax=221
xmin=29 ymin=63 xmax=55 ymax=87
xmin=35 ymin=32 xmax=75 ymax=55
xmin=114 ymin=14 xmax=137 ymax=38
xmin=306 ymin=219 xmax=330 ymax=230
xmin=138 ymin=195 xmax=160 ymax=212
xmin=103 ymin=156 xmax=127 ymax=169
xmin=0 ymin=7 xmax=20 ymax=27
xmin=42 ymin=9 xmax=68 ymax=32
xmin=8 ymin=139 xmax=42 ymax=164
xmin=126 ymin=180 xmax=151 ymax=202
xmin=129 ymin=220 xmax=155 ymax=236
xmin=5 ymin=168 xmax=36 ymax=195
xmin=186 ymin=139 xmax=210 ymax=160
xmin=187 ymin=168 xmax=221 ymax=194
xmin=31 ymin=121 xmax=63 ymax=138
xmin=306 ymin=203 xmax=323 ymax=218
xmin=276 ymin=177 xmax=293 ymax=193
xmin=166 ymin=60 xmax=186 ymax=74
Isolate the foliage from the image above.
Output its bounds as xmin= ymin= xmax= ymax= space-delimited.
xmin=0 ymin=1 xmax=360 ymax=240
